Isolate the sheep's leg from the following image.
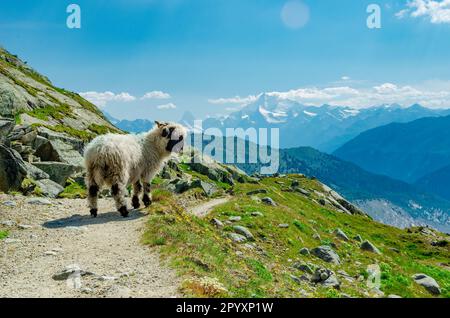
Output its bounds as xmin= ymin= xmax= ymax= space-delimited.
xmin=132 ymin=181 xmax=142 ymax=209
xmin=87 ymin=179 xmax=99 ymax=218
xmin=142 ymin=181 xmax=152 ymax=207
xmin=112 ymin=183 xmax=129 ymax=217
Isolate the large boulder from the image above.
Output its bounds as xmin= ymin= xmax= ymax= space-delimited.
xmin=34 ymin=138 xmax=84 ymax=167
xmin=0 ymin=144 xmax=27 ymax=191
xmin=187 ymin=153 xmax=234 ymax=185
xmin=360 ymin=240 xmax=381 ymax=254
xmin=412 ymin=274 xmax=441 ymax=295
xmin=23 ymin=161 xmax=49 ymax=180
xmin=0 ymin=118 xmax=14 ymax=144
xmin=34 ymin=179 xmax=64 ymax=198
xmin=311 ymin=245 xmax=341 ymax=264
xmin=32 ymin=161 xmax=82 ymax=186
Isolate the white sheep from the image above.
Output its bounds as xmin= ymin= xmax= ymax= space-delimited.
xmin=83 ymin=121 xmax=187 ymax=217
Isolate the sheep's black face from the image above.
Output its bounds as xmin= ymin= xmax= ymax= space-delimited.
xmin=158 ymin=124 xmax=186 ymax=153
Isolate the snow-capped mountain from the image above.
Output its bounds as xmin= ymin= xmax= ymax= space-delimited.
xmin=202 ymin=94 xmax=450 ymax=152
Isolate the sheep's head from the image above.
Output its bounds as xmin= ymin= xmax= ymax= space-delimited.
xmin=154 ymin=121 xmax=187 ymax=154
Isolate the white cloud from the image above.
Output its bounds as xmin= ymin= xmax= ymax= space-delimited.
xmin=209 ymin=82 xmax=450 ymax=109
xmin=79 ymin=91 xmax=136 ymax=107
xmin=157 ymin=102 xmax=177 ymax=110
xmin=396 ymin=0 xmax=450 ymax=24
xmin=141 ymin=91 xmax=171 ymax=100
xmin=208 ymin=95 xmax=259 ymax=105
xmin=341 ymin=76 xmax=351 ymax=81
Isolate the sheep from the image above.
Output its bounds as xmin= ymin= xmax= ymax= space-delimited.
xmin=83 ymin=121 xmax=187 ymax=217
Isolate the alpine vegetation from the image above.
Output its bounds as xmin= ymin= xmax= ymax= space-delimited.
xmin=84 ymin=121 xmax=187 ymax=217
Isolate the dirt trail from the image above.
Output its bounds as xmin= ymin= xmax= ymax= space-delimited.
xmin=187 ymin=197 xmax=230 ymax=218
xmin=0 ymin=194 xmax=179 ymax=298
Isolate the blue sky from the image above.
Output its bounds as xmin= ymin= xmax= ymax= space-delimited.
xmin=1 ymin=0 xmax=450 ymax=120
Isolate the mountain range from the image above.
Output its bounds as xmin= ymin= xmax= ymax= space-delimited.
xmin=103 ymin=112 xmax=154 ymax=134
xmin=199 ymin=94 xmax=450 ymax=152
xmin=334 ymin=115 xmax=450 ymax=184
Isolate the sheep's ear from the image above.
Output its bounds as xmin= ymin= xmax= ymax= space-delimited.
xmin=155 ymin=121 xmax=167 ymax=128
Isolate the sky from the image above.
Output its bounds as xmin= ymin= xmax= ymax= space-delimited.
xmin=1 ymin=0 xmax=450 ymax=121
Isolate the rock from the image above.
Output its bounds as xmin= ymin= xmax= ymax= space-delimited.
xmin=290 ymin=275 xmax=303 ymax=284
xmin=431 ymin=240 xmax=448 ymax=247
xmin=311 ymin=268 xmax=340 ymax=289
xmin=4 ymin=238 xmax=21 ymax=244
xmin=233 ymin=226 xmax=255 ymax=241
xmin=353 ymin=234 xmax=363 ymax=242
xmin=291 ymin=180 xmax=300 ymax=188
xmin=312 ymin=233 xmax=321 ymax=241
xmin=227 ymin=233 xmax=247 ymax=243
xmin=228 ymin=216 xmax=241 ymax=222
xmin=246 ymin=189 xmax=267 ymax=196
xmin=261 ymin=197 xmax=276 ymax=206
xmin=210 ymin=218 xmax=224 ymax=228
xmin=34 ymin=179 xmax=64 ymax=198
xmin=174 ymin=178 xmax=218 ymax=197
xmin=0 ymin=220 xmax=15 ymax=227
xmin=250 ymin=211 xmax=264 ymax=217
xmin=387 ymin=294 xmax=402 ymax=298
xmin=191 ymin=179 xmax=218 ymax=197
xmin=299 ymin=247 xmax=310 ymax=255
xmin=412 ymin=274 xmax=441 ymax=295
xmin=293 ymin=262 xmax=314 ymax=274
xmin=44 ymin=251 xmax=57 ymax=256
xmin=334 ymin=228 xmax=349 ymax=241
xmin=360 ymin=240 xmax=381 ymax=254
xmin=0 ymin=118 xmax=14 ymax=143
xmin=278 ymin=224 xmax=289 ymax=228
xmin=18 ymin=224 xmax=32 ymax=230
xmin=52 ymin=264 xmax=94 ymax=281
xmin=32 ymin=161 xmax=82 ymax=186
xmin=26 ymin=197 xmax=52 ymax=205
xmin=34 ymin=137 xmax=84 ymax=167
xmin=99 ymin=276 xmax=117 ymax=281
xmin=337 ymin=270 xmax=355 ymax=282
xmin=23 ymin=162 xmax=49 ymax=180
xmin=318 ymin=198 xmax=327 ymax=206
xmin=0 ymin=144 xmax=27 ymax=192
xmin=2 ymin=200 xmax=16 ymax=208
xmin=295 ymin=188 xmax=310 ymax=196
xmin=311 ymin=246 xmax=340 ymax=264
xmin=187 ymin=154 xmax=235 ymax=186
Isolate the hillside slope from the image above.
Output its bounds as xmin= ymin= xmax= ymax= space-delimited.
xmin=194 ymin=135 xmax=450 ymax=232
xmin=334 ymin=115 xmax=450 ymax=183
xmin=0 ymin=47 xmax=120 ymax=197
xmin=415 ymin=164 xmax=450 ymax=201
xmin=0 ymin=47 xmax=120 ymax=140
xmin=140 ymin=155 xmax=450 ymax=298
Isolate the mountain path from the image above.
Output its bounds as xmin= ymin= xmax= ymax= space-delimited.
xmin=0 ymin=195 xmax=180 ymax=298
xmin=187 ymin=197 xmax=230 ymax=218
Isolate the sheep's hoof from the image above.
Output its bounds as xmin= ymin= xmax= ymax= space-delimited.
xmin=90 ymin=208 xmax=98 ymax=218
xmin=143 ymin=194 xmax=152 ymax=207
xmin=119 ymin=206 xmax=129 ymax=218
xmin=132 ymin=196 xmax=140 ymax=209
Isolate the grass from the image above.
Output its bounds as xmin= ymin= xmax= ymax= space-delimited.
xmin=0 ymin=230 xmax=9 ymax=240
xmin=20 ymin=178 xmax=43 ymax=196
xmin=143 ymin=174 xmax=450 ymax=298
xmin=58 ymin=180 xmax=87 ymax=199
xmin=26 ymin=104 xmax=74 ymax=121
xmin=31 ymin=123 xmax=95 ymax=141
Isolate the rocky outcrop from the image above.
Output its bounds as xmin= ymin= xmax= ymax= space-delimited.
xmin=0 ymin=48 xmax=123 ymax=196
xmin=0 ymin=144 xmax=27 ymax=191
